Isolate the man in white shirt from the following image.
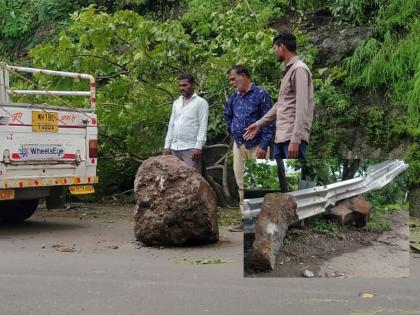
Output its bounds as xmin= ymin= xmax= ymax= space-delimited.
xmin=163 ymin=74 xmax=209 ymax=172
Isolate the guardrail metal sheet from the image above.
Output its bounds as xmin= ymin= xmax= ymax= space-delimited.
xmin=243 ymin=160 xmax=408 ymax=233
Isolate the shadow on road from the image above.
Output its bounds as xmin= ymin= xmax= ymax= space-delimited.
xmin=0 ymin=219 xmax=85 ymax=237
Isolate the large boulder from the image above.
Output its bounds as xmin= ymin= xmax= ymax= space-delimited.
xmin=134 ymin=155 xmax=219 ymax=246
xmin=247 ymin=193 xmax=299 ymax=271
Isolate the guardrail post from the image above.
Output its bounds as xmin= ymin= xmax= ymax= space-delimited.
xmin=0 ymin=63 xmax=10 ymax=104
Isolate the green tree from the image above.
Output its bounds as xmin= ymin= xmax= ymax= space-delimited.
xmin=15 ymin=3 xmax=286 ymax=192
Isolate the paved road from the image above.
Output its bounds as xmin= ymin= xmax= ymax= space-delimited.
xmin=1 ymin=205 xmax=419 ymax=315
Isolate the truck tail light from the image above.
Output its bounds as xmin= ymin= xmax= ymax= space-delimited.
xmin=89 ymin=139 xmax=98 ymax=158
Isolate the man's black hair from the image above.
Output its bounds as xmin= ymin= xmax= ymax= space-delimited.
xmin=273 ymin=31 xmax=297 ymax=53
xmin=227 ymin=65 xmax=251 ymax=78
xmin=178 ymin=73 xmax=195 ymax=84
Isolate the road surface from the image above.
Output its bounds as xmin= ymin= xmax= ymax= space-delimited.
xmin=1 ymin=204 xmax=419 ymax=315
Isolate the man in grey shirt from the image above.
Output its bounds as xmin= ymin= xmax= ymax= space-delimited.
xmin=163 ymin=74 xmax=209 ymax=171
xmin=244 ymin=31 xmax=314 ymax=159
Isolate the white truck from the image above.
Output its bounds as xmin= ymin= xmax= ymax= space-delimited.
xmin=0 ymin=62 xmax=98 ymax=221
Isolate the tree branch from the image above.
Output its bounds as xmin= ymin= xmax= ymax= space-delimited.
xmin=144 ymin=51 xmax=184 ymax=74
xmin=98 ymin=131 xmax=144 ymax=162
xmin=78 ymin=54 xmax=128 ymax=71
xmin=96 ymin=71 xmax=129 ymax=80
xmin=114 ymin=33 xmax=133 ymax=47
xmin=132 ymin=79 xmax=175 ymax=100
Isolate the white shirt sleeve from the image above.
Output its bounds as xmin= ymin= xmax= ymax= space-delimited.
xmin=194 ymin=99 xmax=209 ymax=149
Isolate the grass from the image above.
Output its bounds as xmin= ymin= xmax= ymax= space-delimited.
xmin=343 ymin=2 xmax=420 ymax=116
xmin=308 ymin=216 xmax=344 ymax=237
xmin=364 ymin=211 xmax=391 ymax=232
xmin=217 ymin=207 xmax=242 ymax=226
xmin=308 ymin=202 xmax=404 ymax=234
xmin=363 ymin=204 xmax=405 ymax=232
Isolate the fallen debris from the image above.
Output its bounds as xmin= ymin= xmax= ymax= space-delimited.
xmin=134 ymin=155 xmax=219 ymax=246
xmin=52 ymin=244 xmax=76 ymax=253
xmin=327 ymin=271 xmax=353 ymax=278
xmin=247 ymin=193 xmax=299 ymax=271
xmin=303 ymin=270 xmax=314 ymax=278
xmin=189 ymin=258 xmax=228 ymax=265
xmin=326 ymin=196 xmax=373 ymax=227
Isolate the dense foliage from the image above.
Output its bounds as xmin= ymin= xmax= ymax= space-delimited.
xmin=344 ymin=0 xmax=420 ymax=130
xmin=244 ymin=160 xmax=280 ymax=190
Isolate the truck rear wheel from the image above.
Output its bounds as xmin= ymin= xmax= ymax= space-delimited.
xmin=0 ymin=199 xmax=39 ymax=222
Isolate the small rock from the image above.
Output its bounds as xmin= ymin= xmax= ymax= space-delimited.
xmin=52 ymin=244 xmax=75 ymax=252
xmin=359 ymin=292 xmax=375 ymax=299
xmin=41 ymin=244 xmax=46 ymax=249
xmin=57 ymin=246 xmax=75 ymax=253
xmin=303 ymin=270 xmax=314 ymax=278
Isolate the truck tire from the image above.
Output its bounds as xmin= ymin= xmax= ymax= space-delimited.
xmin=0 ymin=199 xmax=39 ymax=222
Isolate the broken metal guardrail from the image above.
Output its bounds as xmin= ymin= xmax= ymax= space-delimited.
xmin=243 ymin=160 xmax=408 ymax=233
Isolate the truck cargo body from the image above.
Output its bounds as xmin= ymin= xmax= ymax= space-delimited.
xmin=0 ymin=63 xmax=98 ymax=221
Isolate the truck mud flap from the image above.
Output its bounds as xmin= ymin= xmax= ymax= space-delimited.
xmin=46 ymin=186 xmax=66 ymax=210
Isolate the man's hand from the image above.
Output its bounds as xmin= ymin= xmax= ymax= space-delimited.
xmin=243 ymin=123 xmax=260 ymax=141
xmin=192 ymin=149 xmax=202 ymax=161
xmin=287 ymin=143 xmax=299 ymax=158
xmin=163 ymin=148 xmax=171 ymax=155
xmin=256 ymin=148 xmax=267 ymax=159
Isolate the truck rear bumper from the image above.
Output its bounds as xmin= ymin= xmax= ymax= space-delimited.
xmin=0 ymin=176 xmax=98 ymax=189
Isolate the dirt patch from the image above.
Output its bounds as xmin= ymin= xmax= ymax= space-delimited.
xmin=245 ymin=210 xmax=408 ymax=278
xmin=35 ymin=202 xmax=134 ymax=221
xmin=245 ymin=226 xmax=379 ymax=277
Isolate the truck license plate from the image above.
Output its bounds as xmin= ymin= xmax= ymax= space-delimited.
xmin=0 ymin=189 xmax=15 ymax=200
xmin=69 ymin=185 xmax=95 ymax=195
xmin=32 ymin=111 xmax=58 ymax=132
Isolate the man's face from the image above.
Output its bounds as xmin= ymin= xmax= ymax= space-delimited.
xmin=273 ymin=43 xmax=284 ymax=62
xmin=228 ymin=70 xmax=246 ymax=93
xmin=179 ymin=79 xmax=194 ymax=98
